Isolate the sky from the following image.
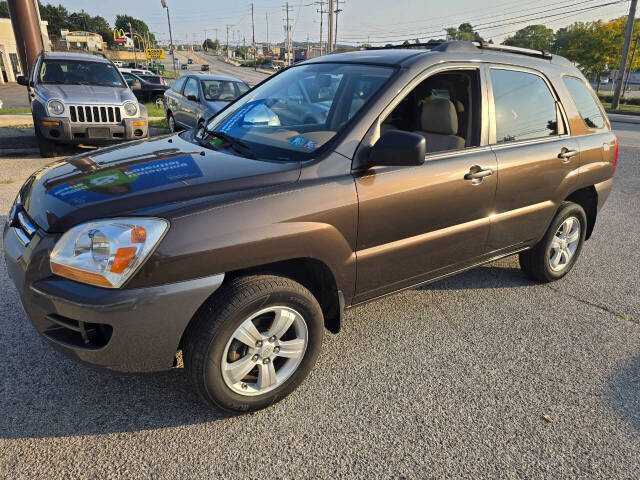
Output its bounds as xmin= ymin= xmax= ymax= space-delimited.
xmin=56 ymin=0 xmax=632 ymax=46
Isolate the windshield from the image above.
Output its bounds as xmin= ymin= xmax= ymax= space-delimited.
xmin=201 ymin=80 xmax=248 ymax=101
xmin=205 ymin=63 xmax=395 ymax=160
xmin=39 ymin=59 xmax=125 ymax=87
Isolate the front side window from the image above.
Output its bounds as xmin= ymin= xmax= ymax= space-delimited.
xmin=563 ymin=76 xmax=605 ymax=129
xmin=491 ymin=69 xmax=558 ymax=143
xmin=38 ymin=59 xmax=125 ymax=88
xmin=205 ymin=63 xmax=395 ymax=161
xmin=183 ymin=78 xmax=199 ymax=100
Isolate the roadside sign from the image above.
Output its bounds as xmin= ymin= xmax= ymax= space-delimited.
xmin=114 ymin=28 xmax=127 ymax=45
xmin=145 ymin=48 xmax=166 ymax=59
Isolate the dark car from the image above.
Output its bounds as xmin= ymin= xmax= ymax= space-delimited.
xmin=201 ymin=64 xmax=210 ymax=71
xmin=164 ymin=74 xmax=250 ymax=131
xmin=4 ymin=42 xmax=616 ymax=414
xmin=120 ymin=71 xmax=170 ymax=103
xmin=181 ymin=63 xmax=188 ymax=70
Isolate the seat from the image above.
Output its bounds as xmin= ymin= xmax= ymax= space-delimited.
xmin=413 ymin=98 xmax=465 ymax=153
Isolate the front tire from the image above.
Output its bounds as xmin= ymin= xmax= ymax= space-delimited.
xmin=183 ymin=275 xmax=324 ymax=413
xmin=519 ymin=201 xmax=587 ymax=283
xmin=34 ymin=124 xmax=59 ymax=158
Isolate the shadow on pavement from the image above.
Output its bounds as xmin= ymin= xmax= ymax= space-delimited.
xmin=418 ymin=262 xmax=532 ymax=291
xmin=606 ymin=354 xmax=640 ymax=434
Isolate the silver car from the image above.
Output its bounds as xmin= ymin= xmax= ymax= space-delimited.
xmin=163 ymin=74 xmax=250 ymax=132
xmin=18 ymin=51 xmax=148 ymax=157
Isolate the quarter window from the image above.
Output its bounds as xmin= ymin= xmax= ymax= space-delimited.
xmin=563 ymin=76 xmax=604 ymax=129
xmin=491 ymin=69 xmax=558 ymax=143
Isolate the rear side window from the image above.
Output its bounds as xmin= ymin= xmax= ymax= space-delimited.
xmin=491 ymin=69 xmax=558 ymax=143
xmin=172 ymin=76 xmax=187 ymax=93
xmin=563 ymin=76 xmax=605 ymax=129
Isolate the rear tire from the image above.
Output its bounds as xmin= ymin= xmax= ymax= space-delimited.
xmin=183 ymin=274 xmax=324 ymax=413
xmin=167 ymin=113 xmax=178 ymax=133
xmin=519 ymin=201 xmax=587 ymax=283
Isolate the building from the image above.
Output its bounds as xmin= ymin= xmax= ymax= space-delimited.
xmin=0 ymin=18 xmax=51 ymax=83
xmin=60 ymin=30 xmax=104 ymax=52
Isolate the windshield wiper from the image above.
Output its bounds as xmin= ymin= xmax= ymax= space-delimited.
xmin=206 ymin=130 xmax=257 ymax=159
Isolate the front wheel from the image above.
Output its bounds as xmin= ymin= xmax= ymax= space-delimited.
xmin=182 ymin=275 xmax=324 ymax=413
xmin=34 ymin=125 xmax=59 ymax=158
xmin=519 ymin=201 xmax=587 ymax=283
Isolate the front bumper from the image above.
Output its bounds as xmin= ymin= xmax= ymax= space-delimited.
xmin=38 ymin=116 xmax=149 ymax=145
xmin=3 ymin=219 xmax=224 ymax=372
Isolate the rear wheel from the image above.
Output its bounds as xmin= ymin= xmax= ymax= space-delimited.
xmin=519 ymin=202 xmax=587 ymax=282
xmin=167 ymin=112 xmax=178 ymax=133
xmin=183 ymin=275 xmax=324 ymax=413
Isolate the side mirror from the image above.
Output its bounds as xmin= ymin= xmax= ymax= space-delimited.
xmin=187 ymin=94 xmax=198 ymax=102
xmin=17 ymin=75 xmax=28 ymax=86
xmin=368 ymin=130 xmax=426 ymax=167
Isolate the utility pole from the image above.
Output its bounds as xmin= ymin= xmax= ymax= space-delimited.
xmin=328 ymin=0 xmax=334 ymax=53
xmin=624 ymin=34 xmax=640 ymax=97
xmin=333 ymin=0 xmax=343 ymax=50
xmin=203 ymin=29 xmax=208 ymax=51
xmin=283 ymin=2 xmax=293 ymax=65
xmin=6 ymin=0 xmax=45 ymax=79
xmin=226 ymin=24 xmax=233 ymax=55
xmin=612 ymin=0 xmax=638 ymax=110
xmin=315 ymin=0 xmax=325 ymax=55
xmin=129 ymin=22 xmax=138 ymax=66
xmin=160 ymin=0 xmax=176 ymax=76
xmin=266 ymin=12 xmax=269 ymax=51
xmin=251 ymin=2 xmax=256 ymax=69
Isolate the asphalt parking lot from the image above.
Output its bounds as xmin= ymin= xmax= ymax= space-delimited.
xmin=0 ymin=123 xmax=638 ymax=479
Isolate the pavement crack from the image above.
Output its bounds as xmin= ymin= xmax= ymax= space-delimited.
xmin=544 ymin=284 xmax=639 ymax=326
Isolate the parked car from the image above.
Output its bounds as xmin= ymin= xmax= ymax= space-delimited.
xmin=121 ymin=71 xmax=170 ymax=103
xmin=112 ymin=60 xmax=123 ymax=67
xmin=201 ymin=64 xmax=210 ymax=71
xmin=17 ymin=51 xmax=148 ymax=157
xmin=181 ymin=63 xmax=188 ymax=70
xmin=118 ymin=67 xmax=154 ymax=76
xmin=164 ymin=74 xmax=249 ymax=131
xmin=5 ymin=41 xmax=616 ymax=413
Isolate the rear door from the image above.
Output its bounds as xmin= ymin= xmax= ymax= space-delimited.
xmin=485 ymin=65 xmax=579 ymax=252
xmin=180 ymin=76 xmax=201 ymax=128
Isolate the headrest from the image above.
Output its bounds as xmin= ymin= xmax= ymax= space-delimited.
xmin=420 ymin=98 xmax=458 ymax=135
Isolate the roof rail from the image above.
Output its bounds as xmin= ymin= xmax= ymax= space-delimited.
xmin=473 ymin=41 xmax=552 ymax=59
xmin=365 ymin=40 xmax=552 ymax=60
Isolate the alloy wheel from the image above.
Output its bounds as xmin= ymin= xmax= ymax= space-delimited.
xmin=221 ymin=306 xmax=308 ymax=396
xmin=548 ymin=216 xmax=580 ymax=272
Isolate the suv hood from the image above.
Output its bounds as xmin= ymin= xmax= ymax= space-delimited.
xmin=39 ymin=84 xmax=134 ymax=104
xmin=19 ymin=133 xmax=301 ymax=232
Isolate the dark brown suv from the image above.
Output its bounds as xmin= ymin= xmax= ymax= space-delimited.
xmin=3 ymin=41 xmax=616 ymax=413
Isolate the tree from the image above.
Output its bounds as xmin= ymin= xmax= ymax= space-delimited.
xmin=504 ymin=25 xmax=554 ymax=51
xmin=446 ymin=22 xmax=483 ymax=42
xmin=0 ymin=1 xmax=9 ymax=18
xmin=203 ymin=38 xmax=219 ymax=51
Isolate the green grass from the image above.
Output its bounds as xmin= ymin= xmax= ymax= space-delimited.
xmin=0 ymin=107 xmax=30 ymax=115
xmin=601 ymin=102 xmax=640 ymax=115
xmin=160 ymin=70 xmax=178 ymax=79
xmin=143 ymin=102 xmax=165 ymax=118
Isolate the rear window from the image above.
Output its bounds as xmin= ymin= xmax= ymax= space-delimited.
xmin=563 ymin=76 xmax=605 ymax=129
xmin=172 ymin=76 xmax=187 ymax=93
xmin=491 ymin=69 xmax=558 ymax=143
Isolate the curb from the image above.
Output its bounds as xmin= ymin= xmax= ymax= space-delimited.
xmin=607 ymin=113 xmax=640 ymax=124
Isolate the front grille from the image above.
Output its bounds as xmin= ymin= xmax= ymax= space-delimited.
xmin=69 ymin=105 xmax=122 ymax=124
xmin=10 ymin=207 xmax=37 ymax=246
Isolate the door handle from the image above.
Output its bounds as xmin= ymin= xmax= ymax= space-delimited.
xmin=558 ymin=148 xmax=578 ymax=162
xmin=464 ymin=165 xmax=494 ymax=182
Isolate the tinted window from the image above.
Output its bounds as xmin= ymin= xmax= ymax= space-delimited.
xmin=236 ymin=82 xmax=250 ymax=95
xmin=563 ymin=76 xmax=604 ymax=129
xmin=38 ymin=59 xmax=125 ymax=88
xmin=491 ymin=69 xmax=558 ymax=143
xmin=172 ymin=75 xmax=187 ymax=93
xmin=184 ymin=77 xmax=199 ymax=99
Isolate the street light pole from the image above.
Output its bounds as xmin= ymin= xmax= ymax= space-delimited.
xmin=129 ymin=22 xmax=138 ymax=67
xmin=160 ymin=0 xmax=176 ymax=76
xmin=612 ymin=0 xmax=637 ymax=110
xmin=328 ymin=0 xmax=334 ymax=53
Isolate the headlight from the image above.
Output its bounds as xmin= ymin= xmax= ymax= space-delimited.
xmin=123 ymin=101 xmax=138 ymax=116
xmin=47 ymin=99 xmax=65 ymax=116
xmin=50 ymin=218 xmax=169 ymax=288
